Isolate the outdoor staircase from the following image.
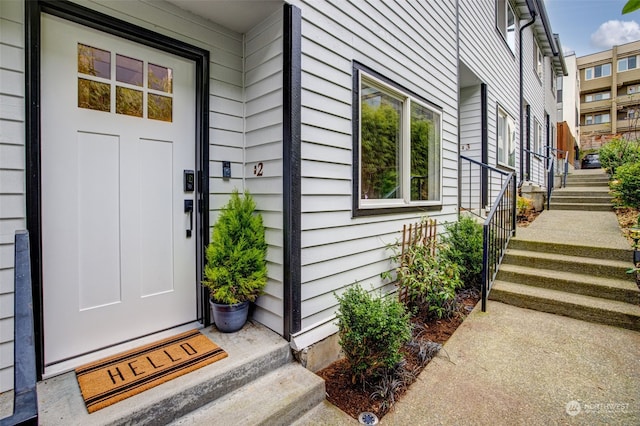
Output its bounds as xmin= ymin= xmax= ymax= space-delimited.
xmin=549 ymin=170 xmax=613 ymax=211
xmin=31 ymin=322 xmax=326 ymax=425
xmin=490 ymin=240 xmax=640 ymax=331
xmin=490 ymin=169 xmax=640 ymax=331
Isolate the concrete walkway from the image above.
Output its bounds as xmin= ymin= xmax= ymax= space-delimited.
xmin=384 ymin=301 xmax=640 ymax=425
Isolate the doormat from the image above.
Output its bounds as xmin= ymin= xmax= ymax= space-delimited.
xmin=75 ymin=329 xmax=228 ymax=413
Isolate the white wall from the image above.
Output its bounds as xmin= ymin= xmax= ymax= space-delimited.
xmin=562 ymin=54 xmax=579 ymax=138
xmin=458 ymin=0 xmax=520 ymax=174
xmin=0 ymin=0 xmax=25 ymax=393
xmin=522 ymin=26 xmax=547 ymax=184
xmin=243 ymin=11 xmax=285 ymax=334
xmin=289 ymin=0 xmax=459 ymax=349
xmin=459 ymin=85 xmax=482 ymax=211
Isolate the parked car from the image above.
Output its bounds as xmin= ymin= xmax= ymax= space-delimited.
xmin=581 ymin=153 xmax=601 ymax=169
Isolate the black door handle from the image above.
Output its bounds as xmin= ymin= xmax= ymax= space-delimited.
xmin=184 ymin=200 xmax=193 ymax=238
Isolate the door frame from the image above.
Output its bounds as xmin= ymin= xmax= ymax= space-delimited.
xmin=25 ymin=0 xmax=210 ymax=378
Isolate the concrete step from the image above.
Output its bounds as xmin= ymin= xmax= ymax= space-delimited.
xmin=169 ymin=363 xmax=326 ymax=426
xmin=551 ymin=196 xmax=612 ymax=204
xmin=489 ymin=281 xmax=640 ymax=332
xmin=565 ymin=174 xmax=609 ymax=182
xmin=496 ymin=264 xmax=640 ymax=304
xmin=507 ymin=238 xmax=631 ymax=262
xmin=36 ymin=323 xmax=300 ymax=426
xmin=292 ymin=400 xmax=358 ymax=426
xmin=549 ymin=202 xmax=613 ymax=211
xmin=503 ymin=249 xmax=633 ymax=281
xmin=552 ymin=188 xmax=610 ymax=196
xmin=565 ymin=180 xmax=609 ymax=187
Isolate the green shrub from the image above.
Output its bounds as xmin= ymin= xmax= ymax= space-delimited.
xmin=335 ymin=285 xmax=412 ymax=385
xmin=203 ymin=190 xmax=267 ymax=305
xmin=440 ymin=216 xmax=483 ymax=290
xmin=611 ymin=161 xmax=640 ymax=208
xmin=397 ymin=243 xmax=463 ymax=319
xmin=599 ymin=138 xmax=640 ymax=174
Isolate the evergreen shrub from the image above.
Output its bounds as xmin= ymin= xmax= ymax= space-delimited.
xmin=336 ymin=285 xmax=412 ymax=385
xmin=203 ymin=190 xmax=267 ymax=305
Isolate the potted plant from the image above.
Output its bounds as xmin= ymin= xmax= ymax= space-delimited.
xmin=203 ymin=190 xmax=267 ymax=332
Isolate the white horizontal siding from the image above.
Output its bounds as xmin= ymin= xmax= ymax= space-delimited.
xmin=243 ymin=9 xmax=284 ymax=334
xmin=289 ymin=0 xmax=460 ymax=349
xmin=458 ymin=0 xmax=520 ymax=177
xmin=0 ymin=0 xmax=24 ymax=393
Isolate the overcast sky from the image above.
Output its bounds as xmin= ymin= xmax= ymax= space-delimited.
xmin=545 ymin=0 xmax=640 ymax=57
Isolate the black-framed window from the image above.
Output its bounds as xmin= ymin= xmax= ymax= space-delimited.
xmin=353 ymin=63 xmax=442 ymax=215
xmin=496 ymin=0 xmax=516 ymax=53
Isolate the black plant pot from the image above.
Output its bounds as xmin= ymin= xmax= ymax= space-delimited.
xmin=210 ymin=300 xmax=249 ymax=333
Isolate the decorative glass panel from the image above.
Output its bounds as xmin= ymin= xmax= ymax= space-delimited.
xmin=116 ymin=54 xmax=143 ymax=86
xmin=78 ymin=78 xmax=110 ymax=112
xmin=410 ymin=102 xmax=440 ymax=201
xmin=78 ymin=44 xmax=110 ymax=78
xmin=148 ymin=94 xmax=172 ymax=122
xmin=116 ymin=86 xmax=143 ymax=117
xmin=360 ymin=81 xmax=402 ymax=200
xmin=148 ymin=64 xmax=173 ymax=93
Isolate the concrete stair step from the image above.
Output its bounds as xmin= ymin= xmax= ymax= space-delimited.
xmin=292 ymin=400 xmax=358 ymax=426
xmin=551 ymin=196 xmax=612 ymax=204
xmin=549 ymin=202 xmax=613 ymax=211
xmin=503 ymin=249 xmax=633 ymax=280
xmin=489 ymin=281 xmax=640 ymax=331
xmin=496 ymin=264 xmax=640 ymax=304
xmin=169 ymin=363 xmax=326 ymax=426
xmin=552 ymin=188 xmax=611 ymax=196
xmin=565 ymin=175 xmax=609 ymax=181
xmin=36 ymin=323 xmax=297 ymax=426
xmin=507 ymin=238 xmax=631 ymax=262
xmin=565 ymin=180 xmax=609 ymax=187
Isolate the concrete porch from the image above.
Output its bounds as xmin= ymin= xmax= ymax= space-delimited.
xmin=1 ymin=322 xmax=328 ymax=425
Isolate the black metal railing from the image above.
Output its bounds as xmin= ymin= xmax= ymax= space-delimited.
xmin=480 ymin=171 xmax=516 ymax=311
xmin=1 ymin=231 xmax=38 ymax=426
xmin=460 ymin=156 xmax=516 ymax=311
xmin=524 ymin=147 xmax=567 ymax=210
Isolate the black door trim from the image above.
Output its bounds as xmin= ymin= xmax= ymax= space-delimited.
xmin=25 ymin=0 xmax=210 ymax=377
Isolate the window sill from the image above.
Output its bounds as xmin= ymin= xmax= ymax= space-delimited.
xmin=353 ymin=203 xmax=443 ymax=217
xmin=496 ymin=162 xmax=516 ymax=172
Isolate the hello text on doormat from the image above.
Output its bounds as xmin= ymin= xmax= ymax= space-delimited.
xmin=75 ymin=329 xmax=228 ymax=413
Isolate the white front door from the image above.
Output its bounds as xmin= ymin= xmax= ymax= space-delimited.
xmin=41 ymin=14 xmax=197 ymax=367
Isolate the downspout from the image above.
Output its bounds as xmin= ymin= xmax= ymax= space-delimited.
xmin=519 ymin=9 xmax=537 ymax=184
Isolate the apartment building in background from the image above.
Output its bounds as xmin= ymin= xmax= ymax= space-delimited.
xmin=557 ymin=52 xmax=579 ymax=167
xmin=578 ymin=39 xmax=640 ymax=151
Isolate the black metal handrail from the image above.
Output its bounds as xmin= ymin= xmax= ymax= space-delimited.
xmin=524 ymin=147 xmax=567 ymax=210
xmin=1 ymin=231 xmax=38 ymax=426
xmin=460 ymin=155 xmax=511 ymax=219
xmin=480 ymin=171 xmax=516 ymax=311
xmin=460 ymin=156 xmax=516 ymax=312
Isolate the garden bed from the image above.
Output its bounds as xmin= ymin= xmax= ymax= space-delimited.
xmin=316 ymin=288 xmax=480 ymax=420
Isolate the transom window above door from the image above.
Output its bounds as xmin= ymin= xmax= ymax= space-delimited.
xmin=77 ymin=43 xmax=173 ymax=121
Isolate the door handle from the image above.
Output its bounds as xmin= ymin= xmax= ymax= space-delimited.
xmin=184 ymin=199 xmax=193 ymax=238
